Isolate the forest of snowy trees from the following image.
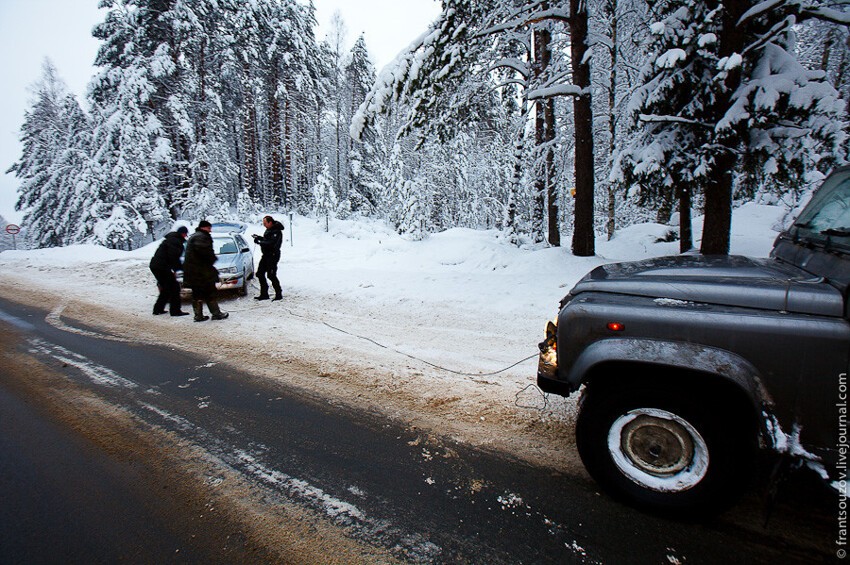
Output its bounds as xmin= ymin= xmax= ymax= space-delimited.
xmin=8 ymin=0 xmax=850 ymax=255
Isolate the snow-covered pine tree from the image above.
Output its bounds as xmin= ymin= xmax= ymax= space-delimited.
xmin=9 ymin=60 xmax=95 ymax=248
xmin=353 ymin=0 xmax=595 ymax=253
xmin=312 ymin=160 xmax=337 ymax=232
xmin=616 ymin=0 xmax=849 ymax=255
xmin=261 ymin=0 xmax=321 ymax=210
xmin=164 ymin=0 xmax=241 ymax=217
xmin=324 ymin=12 xmax=348 ymax=207
xmin=796 ymin=20 xmax=850 ymax=157
xmin=384 ymin=140 xmax=407 ymax=230
xmin=344 ymin=35 xmax=378 ymax=214
xmin=590 ymin=0 xmax=653 ymax=240
xmin=396 ymin=176 xmax=429 ymax=240
xmin=89 ymin=0 xmax=178 ymax=244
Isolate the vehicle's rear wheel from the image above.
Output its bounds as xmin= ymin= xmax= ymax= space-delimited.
xmin=575 ymin=380 xmax=755 ymax=516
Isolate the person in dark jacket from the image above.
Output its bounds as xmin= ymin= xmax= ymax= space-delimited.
xmin=252 ymin=215 xmax=284 ymax=301
xmin=149 ymin=225 xmax=189 ymax=316
xmin=183 ymin=220 xmax=229 ymax=322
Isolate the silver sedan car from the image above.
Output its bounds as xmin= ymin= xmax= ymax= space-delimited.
xmin=178 ymin=227 xmax=255 ymax=296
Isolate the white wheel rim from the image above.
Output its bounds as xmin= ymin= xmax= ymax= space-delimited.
xmin=608 ymin=408 xmax=709 ymax=493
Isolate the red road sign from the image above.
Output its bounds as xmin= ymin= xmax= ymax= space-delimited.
xmin=5 ymin=224 xmax=20 ymax=235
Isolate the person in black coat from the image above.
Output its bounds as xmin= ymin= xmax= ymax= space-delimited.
xmin=183 ymin=220 xmax=229 ymax=322
xmin=149 ymin=226 xmax=189 ymax=316
xmin=252 ymin=215 xmax=284 ymax=301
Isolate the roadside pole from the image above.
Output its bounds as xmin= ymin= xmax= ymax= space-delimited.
xmin=289 ymin=212 xmax=294 ymax=247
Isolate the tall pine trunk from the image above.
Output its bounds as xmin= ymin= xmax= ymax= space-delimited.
xmin=191 ymin=38 xmax=209 ymax=203
xmin=532 ymin=11 xmax=559 ymax=247
xmin=532 ymin=28 xmax=547 ymax=244
xmin=284 ymin=94 xmax=292 ymax=209
xmin=268 ymin=69 xmax=283 ymax=208
xmin=242 ymin=81 xmax=260 ymax=203
xmin=701 ymin=0 xmax=746 ymax=255
xmin=571 ymin=0 xmax=595 ymax=257
xmin=545 ymin=96 xmax=559 ymax=247
xmin=605 ymin=0 xmax=619 ymax=241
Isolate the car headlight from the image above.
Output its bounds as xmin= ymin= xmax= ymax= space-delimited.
xmin=218 ymin=267 xmax=237 ymax=275
xmin=537 ymin=318 xmax=558 ymax=379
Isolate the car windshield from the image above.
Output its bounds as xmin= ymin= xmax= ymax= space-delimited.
xmin=213 ymin=237 xmax=238 ymax=255
xmin=794 ymin=170 xmax=850 ymax=248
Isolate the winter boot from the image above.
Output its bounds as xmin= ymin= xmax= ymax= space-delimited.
xmin=271 ymin=293 xmax=283 ymax=302
xmin=255 ymin=276 xmax=269 ymax=300
xmin=193 ymin=300 xmax=209 ymax=322
xmin=209 ymin=299 xmax=228 ymax=320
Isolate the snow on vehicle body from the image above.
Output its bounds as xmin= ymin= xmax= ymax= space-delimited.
xmin=538 ymin=166 xmax=850 ymax=515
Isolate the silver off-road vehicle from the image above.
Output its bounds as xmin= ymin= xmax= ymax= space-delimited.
xmin=538 ymin=166 xmax=850 ymax=515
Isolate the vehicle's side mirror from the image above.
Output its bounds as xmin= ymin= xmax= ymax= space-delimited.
xmin=241 ymin=247 xmax=250 ymax=253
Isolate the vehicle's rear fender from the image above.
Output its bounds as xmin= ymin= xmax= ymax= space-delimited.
xmin=566 ymin=338 xmax=769 ymax=411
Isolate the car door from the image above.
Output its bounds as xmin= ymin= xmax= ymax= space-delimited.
xmin=234 ymin=234 xmax=251 ymax=276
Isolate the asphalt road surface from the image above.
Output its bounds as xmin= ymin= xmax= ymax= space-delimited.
xmin=0 ymin=296 xmax=837 ymax=563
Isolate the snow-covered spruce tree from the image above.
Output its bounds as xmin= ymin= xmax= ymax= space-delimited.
xmin=9 ymin=60 xmax=96 ymax=248
xmin=383 ymin=141 xmax=404 ymax=229
xmin=397 ymin=176 xmax=430 ymax=240
xmin=264 ymin=0 xmax=322 ymax=210
xmin=783 ymin=18 xmax=850 ymax=203
xmin=615 ymin=0 xmax=849 ymax=255
xmin=312 ymin=160 xmax=337 ymax=232
xmin=323 ymin=11 xmax=348 ymax=208
xmin=160 ymin=0 xmax=238 ymax=219
xmin=87 ymin=0 xmax=330 ymax=225
xmin=377 ymin=124 xmax=429 ymax=235
xmin=344 ymin=35 xmax=379 ymax=214
xmin=353 ymin=0 xmax=596 ymax=254
xmin=89 ymin=0 xmax=184 ymax=243
xmin=589 ymin=0 xmax=654 ymax=240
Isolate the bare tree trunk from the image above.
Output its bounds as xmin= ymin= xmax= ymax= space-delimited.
xmin=545 ymin=95 xmax=559 ymax=247
xmin=606 ymin=0 xmax=618 ymax=241
xmin=242 ymin=77 xmax=260 ymax=203
xmin=268 ymin=70 xmax=283 ymax=209
xmin=571 ymin=0 xmax=596 ymax=257
xmin=232 ymin=121 xmax=243 ymax=200
xmin=532 ymin=30 xmax=546 ymax=243
xmin=196 ymin=39 xmax=209 ymax=194
xmin=284 ymin=94 xmax=292 ymax=209
xmin=532 ymin=11 xmax=559 ymax=247
xmin=678 ymin=185 xmax=693 ymax=253
xmin=508 ymin=92 xmax=528 ymax=244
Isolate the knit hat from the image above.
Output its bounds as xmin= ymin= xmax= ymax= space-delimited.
xmin=197 ymin=220 xmax=212 ymax=230
xmin=176 ymin=226 xmax=189 ymax=236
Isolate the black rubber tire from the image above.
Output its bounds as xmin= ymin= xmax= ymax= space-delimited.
xmin=575 ymin=381 xmax=755 ymax=517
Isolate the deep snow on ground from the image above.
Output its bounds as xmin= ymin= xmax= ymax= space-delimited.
xmin=0 ymin=203 xmax=785 ymax=462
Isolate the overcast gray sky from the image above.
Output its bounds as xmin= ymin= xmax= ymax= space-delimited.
xmin=0 ymin=0 xmax=440 ymax=224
